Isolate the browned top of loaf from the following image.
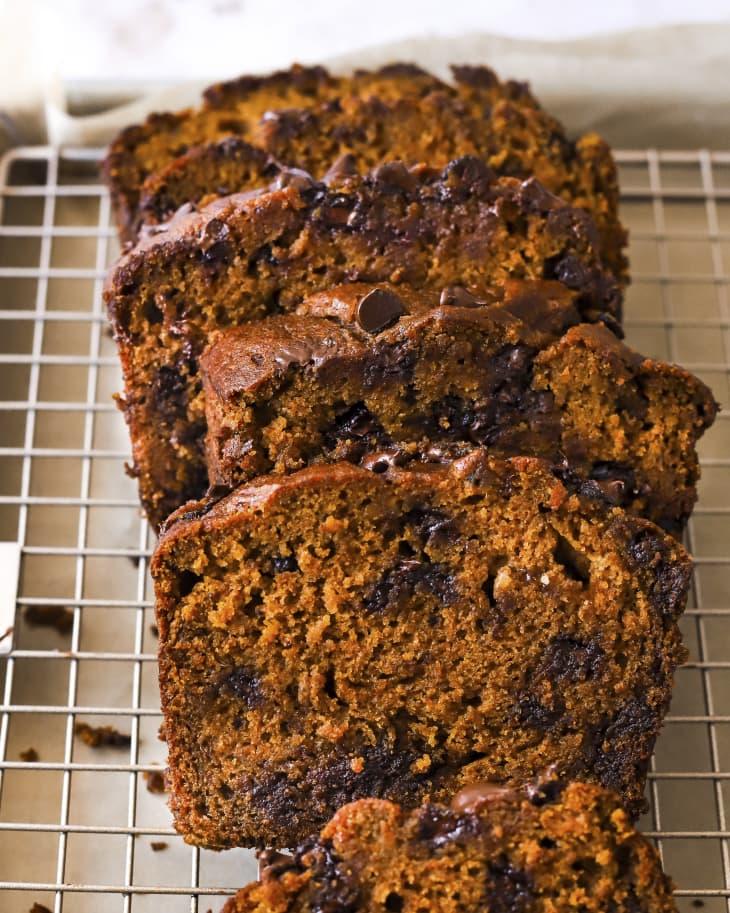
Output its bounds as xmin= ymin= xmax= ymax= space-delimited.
xmin=106 ymin=158 xmax=622 ymax=336
xmin=158 ymin=454 xmax=691 ymax=626
xmin=201 ymin=279 xmax=583 ymax=398
xmin=222 ymin=782 xmax=677 ymax=913
xmin=128 ymin=76 xmax=624 ymax=282
xmin=102 ymin=62 xmax=541 ymax=236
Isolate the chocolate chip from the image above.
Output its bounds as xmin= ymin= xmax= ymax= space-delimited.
xmin=485 ymin=856 xmax=535 ymax=913
xmin=215 ymin=667 xmax=263 ymax=708
xmin=517 ymin=177 xmax=563 ymax=214
xmin=439 ymin=286 xmax=482 ymax=308
xmin=322 ymin=153 xmax=359 ymax=185
xmin=272 ymin=555 xmax=299 ymax=574
xmin=356 ymin=288 xmax=406 ymax=334
xmin=370 ymin=161 xmax=418 ymax=192
xmin=203 ymin=218 xmax=230 ymax=241
xmin=451 ymin=781 xmax=516 ymax=814
xmin=272 ymin=168 xmax=315 ymax=192
xmin=536 ymin=635 xmax=604 ymax=684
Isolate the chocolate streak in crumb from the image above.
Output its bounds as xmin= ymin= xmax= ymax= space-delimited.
xmin=74 ymin=722 xmax=131 ymax=749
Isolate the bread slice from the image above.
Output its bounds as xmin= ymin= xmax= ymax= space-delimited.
xmin=221 ymin=782 xmax=676 ymax=913
xmin=129 ymin=82 xmax=625 ymax=282
xmin=152 ymin=453 xmax=689 ymax=847
xmin=102 ymin=63 xmax=451 ymax=240
xmin=106 ymin=160 xmax=621 ymax=528
xmin=201 ymin=280 xmax=716 ymax=535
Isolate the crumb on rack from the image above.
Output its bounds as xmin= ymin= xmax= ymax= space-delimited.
xmin=30 ymin=903 xmax=53 ymax=913
xmin=150 ymin=841 xmax=169 ymax=852
xmin=144 ymin=769 xmax=166 ymax=794
xmin=19 ymin=747 xmax=39 ymax=762
xmin=24 ymin=605 xmax=74 ymax=635
xmin=74 ymin=722 xmax=131 ymax=749
xmin=150 ymin=623 xmax=159 ymax=638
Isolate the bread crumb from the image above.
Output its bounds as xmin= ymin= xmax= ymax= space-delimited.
xmin=150 ymin=841 xmax=168 ymax=852
xmin=19 ymin=747 xmax=39 ymax=762
xmin=75 ymin=722 xmax=131 ymax=749
xmin=24 ymin=605 xmax=73 ymax=635
xmin=144 ymin=769 xmax=167 ymax=794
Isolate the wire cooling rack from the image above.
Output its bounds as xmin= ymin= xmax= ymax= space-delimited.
xmin=0 ymin=146 xmax=728 ymax=913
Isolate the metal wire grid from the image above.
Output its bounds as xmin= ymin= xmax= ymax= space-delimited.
xmin=0 ymin=146 xmax=727 ymax=912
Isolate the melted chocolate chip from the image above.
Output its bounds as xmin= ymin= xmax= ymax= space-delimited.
xmin=405 ymin=507 xmax=458 ymax=547
xmin=304 ymin=840 xmax=360 ymax=913
xmin=371 ymin=161 xmax=418 ymax=192
xmin=451 ymin=781 xmax=516 ymax=814
xmin=439 ymin=285 xmax=482 ymax=308
xmin=364 ymin=559 xmax=458 ymax=614
xmin=272 ymin=168 xmax=316 ymax=192
xmin=272 ymin=555 xmax=299 ymax=574
xmin=214 ymin=667 xmax=263 ymax=708
xmin=517 ymin=177 xmax=563 ymax=214
xmin=356 ymin=288 xmax=406 ymax=334
xmin=485 ymin=855 xmax=534 ymax=913
xmin=258 ymin=849 xmax=298 ymax=880
xmin=626 ymin=528 xmax=690 ymax=619
xmin=537 ymin=635 xmax=604 ymax=684
xmin=333 ymin=402 xmax=378 ymax=438
xmin=322 ymin=153 xmax=359 ymax=185
xmin=416 ymin=804 xmax=481 ymax=848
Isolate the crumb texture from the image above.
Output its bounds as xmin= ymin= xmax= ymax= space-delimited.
xmin=152 ymin=453 xmax=689 ymax=848
xmin=106 ymin=161 xmax=622 ymax=528
xmin=201 ymin=281 xmax=716 ymax=535
xmin=102 ymin=62 xmax=625 ymax=284
xmin=222 ymin=783 xmax=677 ymax=913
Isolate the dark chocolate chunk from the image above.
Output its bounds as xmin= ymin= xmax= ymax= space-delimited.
xmin=370 ymin=161 xmax=418 ymax=192
xmin=356 ymin=288 xmax=406 ymax=334
xmin=439 ymin=285 xmax=482 ymax=308
xmin=215 ymin=667 xmax=264 ymax=708
xmin=272 ymin=555 xmax=299 ymax=574
xmin=322 ymin=153 xmax=359 ymax=185
xmin=365 ymin=560 xmax=458 ymax=614
xmin=537 ymin=635 xmax=604 ymax=684
xmin=272 ymin=167 xmax=316 ymax=192
xmin=485 ymin=856 xmax=535 ymax=913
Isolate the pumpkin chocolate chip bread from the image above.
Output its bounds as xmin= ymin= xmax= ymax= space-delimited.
xmin=104 ymin=61 xmax=625 ymax=282
xmin=131 ymin=83 xmax=625 ymax=282
xmin=151 ymin=452 xmax=689 ymax=848
xmin=221 ymin=781 xmax=677 ymax=913
xmin=102 ymin=62 xmax=450 ymax=242
xmin=106 ymin=158 xmax=622 ymax=528
xmin=201 ymin=280 xmax=716 ymax=535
